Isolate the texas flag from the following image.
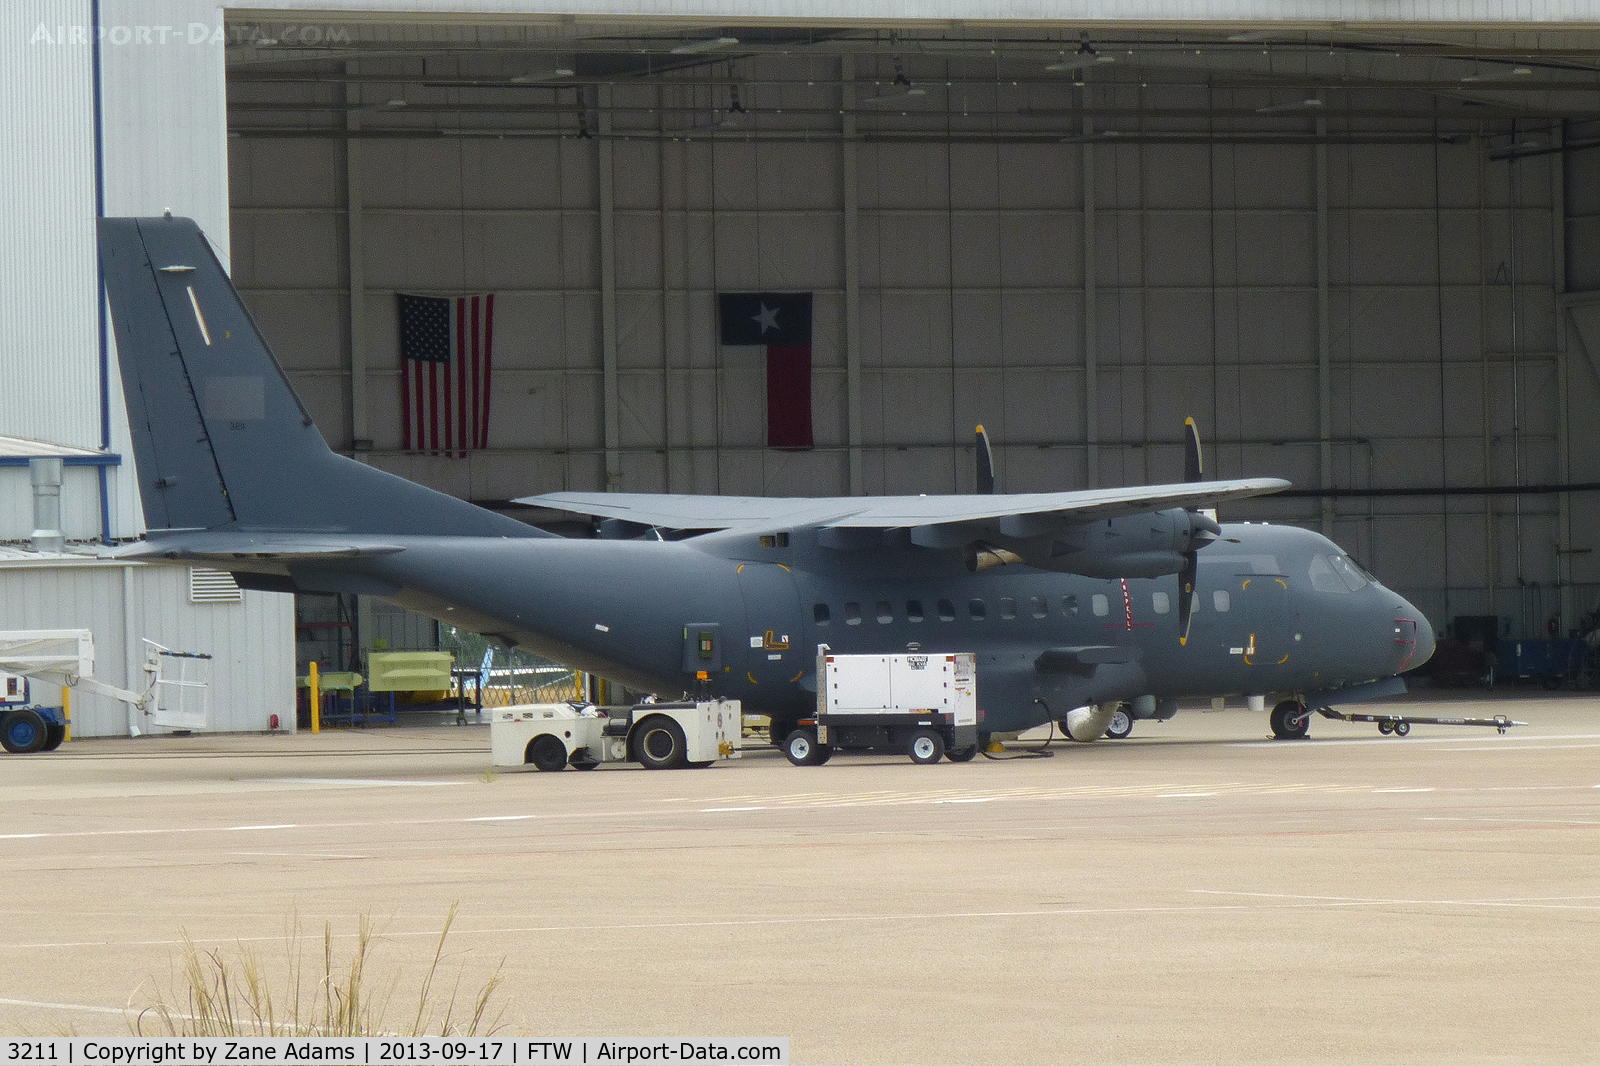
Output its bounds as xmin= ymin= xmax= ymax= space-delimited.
xmin=718 ymin=292 xmax=813 ymax=450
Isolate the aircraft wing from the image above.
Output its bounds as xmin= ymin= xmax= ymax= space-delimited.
xmin=521 ymin=478 xmax=1288 ymax=540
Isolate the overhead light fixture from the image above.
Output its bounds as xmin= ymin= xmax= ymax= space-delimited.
xmin=345 ymin=98 xmax=407 ymax=114
xmin=510 ymin=68 xmax=574 ymax=84
xmin=1255 ymin=98 xmax=1324 ymax=114
xmin=864 ymin=86 xmax=926 ymax=104
xmin=670 ymin=36 xmax=739 ymax=55
xmin=1046 ymin=37 xmax=1115 ymax=73
xmin=1461 ymin=66 xmax=1533 ymax=83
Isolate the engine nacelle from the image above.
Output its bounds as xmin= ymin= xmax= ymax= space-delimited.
xmin=1048 ymin=509 xmax=1219 ymax=579
xmin=1061 ymin=703 xmax=1120 ymax=742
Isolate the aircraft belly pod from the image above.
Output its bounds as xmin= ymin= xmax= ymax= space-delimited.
xmin=98 ymin=217 xmax=1434 ymax=740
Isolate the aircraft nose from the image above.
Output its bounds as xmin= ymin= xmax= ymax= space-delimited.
xmin=1396 ymin=599 xmax=1435 ymax=672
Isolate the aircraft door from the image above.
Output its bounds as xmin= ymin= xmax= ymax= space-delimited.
xmin=1232 ymin=573 xmax=1292 ymax=668
xmin=735 ymin=562 xmax=807 ymax=688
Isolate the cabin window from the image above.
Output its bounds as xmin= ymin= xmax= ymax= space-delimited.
xmin=999 ymin=597 xmax=1017 ymax=619
xmin=1213 ymin=590 xmax=1231 ymax=613
xmin=876 ymin=600 xmax=894 ymax=624
xmin=1091 ymin=594 xmax=1109 ymax=617
xmin=1029 ymin=596 xmax=1048 ymax=618
xmin=969 ymin=598 xmax=987 ymax=620
xmin=906 ymin=600 xmax=925 ymax=622
xmin=1152 ymin=592 xmax=1171 ymax=615
xmin=937 ymin=599 xmax=956 ymax=621
xmin=845 ymin=601 xmax=862 ymax=625
xmin=1062 ymin=595 xmax=1079 ymax=615
xmin=813 ymin=603 xmax=831 ymax=625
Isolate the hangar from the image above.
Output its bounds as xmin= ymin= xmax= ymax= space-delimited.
xmin=4 ymin=0 xmax=1599 ymax=733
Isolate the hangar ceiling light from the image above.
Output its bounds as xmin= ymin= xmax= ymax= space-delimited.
xmin=1461 ymin=66 xmax=1533 ymax=83
xmin=1045 ymin=38 xmax=1115 ymax=72
xmin=1255 ymin=97 xmax=1324 ymax=114
xmin=670 ymin=36 xmax=740 ymax=56
xmin=510 ymin=68 xmax=574 ymax=83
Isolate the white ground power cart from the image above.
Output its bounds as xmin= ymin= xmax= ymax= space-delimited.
xmin=491 ymin=700 xmax=742 ymax=771
xmin=784 ymin=646 xmax=979 ymax=766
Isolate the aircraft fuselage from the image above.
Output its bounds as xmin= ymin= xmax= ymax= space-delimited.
xmin=308 ymin=519 xmax=1430 ymax=737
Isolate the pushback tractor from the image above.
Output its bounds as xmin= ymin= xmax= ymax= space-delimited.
xmin=491 ymin=700 xmax=741 ymax=770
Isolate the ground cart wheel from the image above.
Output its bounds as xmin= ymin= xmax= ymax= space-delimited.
xmin=41 ymin=723 xmax=65 ymax=751
xmin=1393 ymin=721 xmax=1411 ymax=737
xmin=527 ymin=733 xmax=568 ymax=772
xmin=1104 ymin=707 xmax=1134 ymax=739
xmin=907 ymin=728 xmax=945 ymax=765
xmin=945 ymin=745 xmax=979 ymax=762
xmin=1269 ymin=700 xmax=1310 ymax=740
xmin=1378 ymin=720 xmax=1394 ymax=735
xmin=633 ymin=715 xmax=688 ymax=769
xmin=784 ymin=729 xmax=824 ymax=766
xmin=1 ymin=708 xmax=48 ymax=754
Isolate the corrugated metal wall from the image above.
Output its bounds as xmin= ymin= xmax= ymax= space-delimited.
xmin=0 ymin=556 xmax=296 ymax=737
xmin=231 ymin=64 xmax=1595 ymax=636
xmin=0 ymin=1 xmax=100 ymax=452
xmin=1 ymin=2 xmax=294 ymax=738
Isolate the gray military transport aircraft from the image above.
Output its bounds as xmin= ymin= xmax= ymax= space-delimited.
xmin=97 ymin=216 xmax=1435 ymax=756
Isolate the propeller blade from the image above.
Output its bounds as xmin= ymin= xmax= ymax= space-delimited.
xmin=975 ymin=424 xmax=996 ymax=495
xmin=1178 ymin=551 xmax=1198 ymax=646
xmin=1183 ymin=417 xmax=1203 ymax=483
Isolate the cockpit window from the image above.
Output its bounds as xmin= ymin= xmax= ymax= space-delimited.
xmin=1310 ymin=553 xmax=1370 ymax=593
xmin=1329 ymin=554 xmax=1369 ymax=591
xmin=1308 ymin=554 xmax=1346 ymax=593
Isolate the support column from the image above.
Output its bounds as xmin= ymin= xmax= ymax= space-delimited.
xmin=598 ymin=86 xmax=621 ymax=489
xmin=345 ymin=62 xmax=369 ymax=451
xmin=1082 ymin=105 xmax=1098 ymax=487
xmin=1553 ymin=123 xmax=1572 ymax=633
xmin=1316 ymin=116 xmax=1333 ymax=535
xmin=842 ymin=59 xmax=863 ymax=494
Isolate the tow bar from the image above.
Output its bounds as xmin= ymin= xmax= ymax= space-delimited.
xmin=1315 ymin=707 xmax=1525 ymax=737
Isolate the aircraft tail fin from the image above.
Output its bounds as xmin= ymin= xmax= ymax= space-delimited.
xmin=99 ymin=217 xmax=542 ymax=539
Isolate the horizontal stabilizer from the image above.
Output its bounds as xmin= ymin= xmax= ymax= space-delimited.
xmin=108 ymin=535 xmax=405 ymax=562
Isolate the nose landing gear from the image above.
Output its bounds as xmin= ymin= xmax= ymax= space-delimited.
xmin=1269 ymin=699 xmax=1311 ymax=740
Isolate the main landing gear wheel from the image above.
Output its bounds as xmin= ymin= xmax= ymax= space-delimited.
xmin=907 ymin=727 xmax=945 ymax=765
xmin=526 ymin=733 xmax=569 ymax=772
xmin=633 ymin=715 xmax=688 ymax=769
xmin=1103 ymin=707 xmax=1134 ymax=740
xmin=1 ymin=708 xmax=49 ymax=754
xmin=784 ymin=729 xmax=830 ymax=766
xmin=945 ymin=745 xmax=979 ymax=762
xmin=1269 ymin=700 xmax=1311 ymax=740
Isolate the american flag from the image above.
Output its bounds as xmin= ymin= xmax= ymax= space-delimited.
xmin=398 ymin=293 xmax=495 ymax=455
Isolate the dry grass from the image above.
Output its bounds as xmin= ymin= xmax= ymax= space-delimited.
xmin=134 ymin=905 xmax=504 ymax=1037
